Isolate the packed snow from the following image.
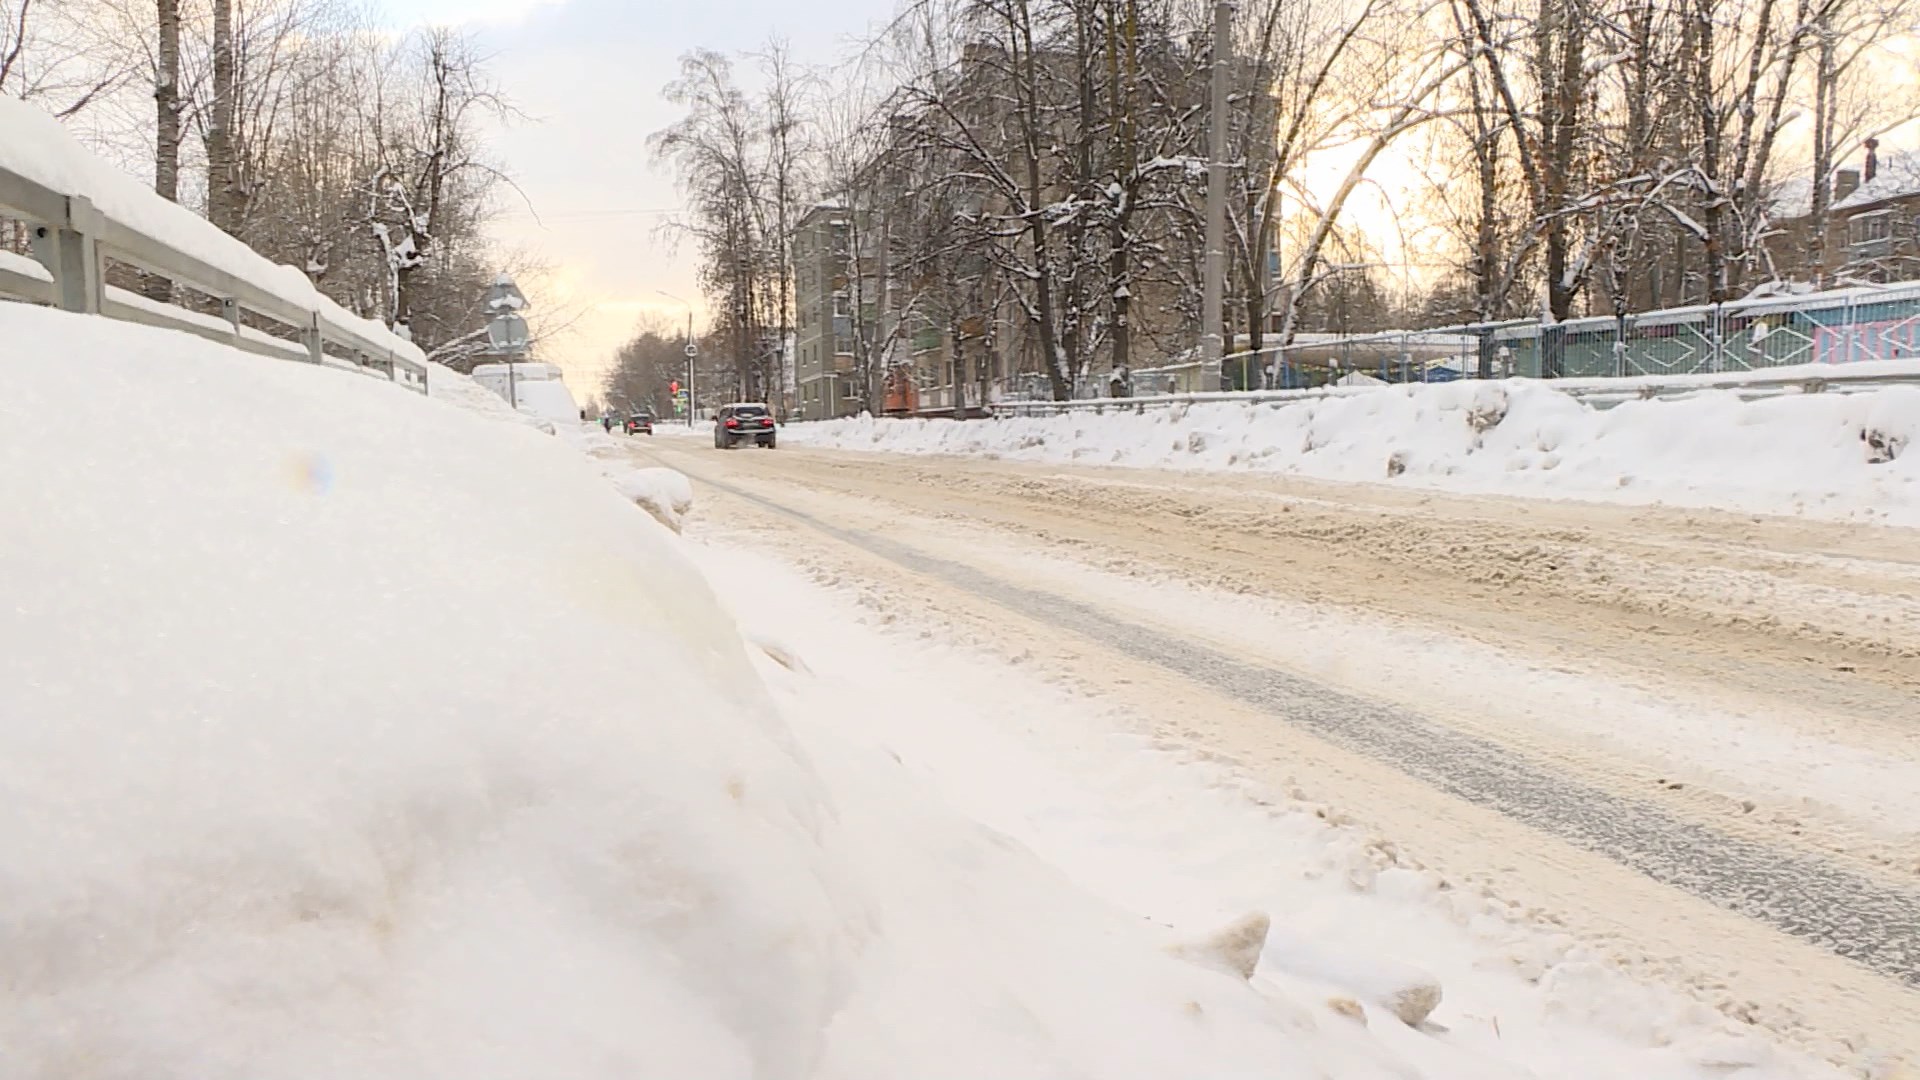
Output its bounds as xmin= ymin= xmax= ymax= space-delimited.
xmin=686 ymin=541 xmax=1852 ymax=1080
xmin=785 ymin=379 xmax=1920 ymax=524
xmin=468 ymin=361 xmax=582 ymax=426
xmin=0 ymin=301 xmax=1681 ymax=1079
xmin=426 ymin=360 xmax=558 ymax=434
xmin=616 ymin=467 xmax=698 ymax=532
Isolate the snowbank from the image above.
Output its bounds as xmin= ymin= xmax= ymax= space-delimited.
xmin=1 ymin=304 xmax=853 ymax=1077
xmin=426 ymin=361 xmax=557 ymax=434
xmin=510 ymin=375 xmax=582 ymax=425
xmin=0 ymin=303 xmax=1467 ymax=1078
xmin=469 ymin=361 xmax=582 ymax=426
xmin=0 ymin=96 xmax=420 ymax=366
xmin=616 ymin=467 xmax=697 ymax=533
xmin=787 ymin=380 xmax=1920 ymax=524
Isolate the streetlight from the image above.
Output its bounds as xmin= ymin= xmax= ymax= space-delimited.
xmin=656 ymin=290 xmax=698 ymax=427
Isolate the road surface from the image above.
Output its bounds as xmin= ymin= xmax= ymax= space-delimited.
xmin=613 ymin=434 xmax=1920 ymax=1071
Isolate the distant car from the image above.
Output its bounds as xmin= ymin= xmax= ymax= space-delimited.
xmin=624 ymin=413 xmax=654 ymax=435
xmin=713 ymin=402 xmax=776 ymax=449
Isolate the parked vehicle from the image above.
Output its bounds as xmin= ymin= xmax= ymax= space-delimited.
xmin=624 ymin=413 xmax=654 ymax=435
xmin=713 ymin=403 xmax=776 ymax=449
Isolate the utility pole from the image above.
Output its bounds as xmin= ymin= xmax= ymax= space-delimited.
xmin=659 ymin=290 xmax=699 ymax=426
xmin=1201 ymin=0 xmax=1233 ymax=385
xmin=684 ymin=311 xmax=698 ymax=428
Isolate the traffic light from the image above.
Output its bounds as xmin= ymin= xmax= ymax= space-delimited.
xmin=670 ymin=380 xmax=680 ymax=394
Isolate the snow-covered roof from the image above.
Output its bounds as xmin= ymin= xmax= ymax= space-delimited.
xmin=1833 ymin=152 xmax=1920 ymax=211
xmin=1772 ymin=150 xmax=1920 ymax=219
xmin=1768 ymin=175 xmax=1815 ymax=220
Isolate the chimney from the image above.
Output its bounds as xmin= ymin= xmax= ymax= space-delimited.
xmin=1864 ymin=138 xmax=1880 ymax=184
xmin=1836 ymin=168 xmax=1861 ymax=203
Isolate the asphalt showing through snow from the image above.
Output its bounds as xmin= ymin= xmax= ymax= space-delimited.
xmin=680 ymin=461 xmax=1920 ymax=990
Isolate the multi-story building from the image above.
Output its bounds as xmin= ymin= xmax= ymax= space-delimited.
xmin=793 ymin=200 xmax=860 ymax=420
xmin=1771 ymin=141 xmax=1920 ymax=287
xmin=1828 ymin=144 xmax=1920 ymax=284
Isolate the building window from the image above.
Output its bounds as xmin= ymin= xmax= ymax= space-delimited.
xmin=1851 ymin=210 xmax=1892 ymax=247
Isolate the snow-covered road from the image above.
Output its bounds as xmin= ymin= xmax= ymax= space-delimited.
xmin=611 ymin=433 xmax=1920 ymax=1072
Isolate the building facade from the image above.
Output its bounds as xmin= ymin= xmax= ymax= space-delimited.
xmin=793 ymin=201 xmax=862 ymax=420
xmin=1771 ymin=143 xmax=1920 ymax=288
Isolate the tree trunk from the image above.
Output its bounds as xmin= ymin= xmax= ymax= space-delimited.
xmin=146 ymin=0 xmax=182 ymax=303
xmin=1109 ymin=219 xmax=1132 ymax=377
xmin=1011 ymin=0 xmax=1068 ymax=400
xmin=1537 ymin=0 xmax=1583 ymax=322
xmin=1692 ymin=0 xmax=1728 ymax=303
xmin=1809 ymin=6 xmax=1838 ymax=287
xmin=208 ymin=0 xmax=237 ymax=234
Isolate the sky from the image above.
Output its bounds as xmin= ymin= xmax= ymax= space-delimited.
xmin=376 ymin=0 xmax=898 ymax=396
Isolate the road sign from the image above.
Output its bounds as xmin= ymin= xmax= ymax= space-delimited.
xmin=486 ymin=313 xmax=530 ymax=352
xmin=486 ymin=274 xmax=529 ymax=313
xmin=683 ymin=342 xmax=698 ymax=357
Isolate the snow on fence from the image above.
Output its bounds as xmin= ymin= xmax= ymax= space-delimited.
xmin=1209 ymin=283 xmax=1920 ymax=391
xmin=999 ymin=357 xmax=1920 ymax=419
xmin=1001 ymin=283 xmax=1920 ymax=417
xmin=0 ymin=98 xmax=426 ymax=392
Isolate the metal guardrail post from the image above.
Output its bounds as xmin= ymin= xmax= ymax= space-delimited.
xmin=29 ymin=195 xmax=103 ymax=314
xmin=1709 ymin=303 xmax=1725 ymax=374
xmin=302 ymin=314 xmax=324 ymax=364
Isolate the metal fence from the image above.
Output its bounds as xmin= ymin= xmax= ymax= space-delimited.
xmin=1206 ymin=281 xmax=1920 ymax=392
xmin=0 ymin=158 xmax=427 ymax=392
xmin=989 ymin=281 xmax=1920 ymax=417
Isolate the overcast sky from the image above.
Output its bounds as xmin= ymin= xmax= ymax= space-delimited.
xmin=378 ymin=0 xmax=894 ymax=392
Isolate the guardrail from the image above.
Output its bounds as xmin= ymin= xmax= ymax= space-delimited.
xmin=0 ymin=100 xmax=426 ymax=391
xmin=993 ymin=359 xmax=1920 ymax=418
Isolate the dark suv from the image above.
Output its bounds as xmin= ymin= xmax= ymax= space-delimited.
xmin=624 ymin=413 xmax=654 ymax=435
xmin=714 ymin=403 xmax=776 ymax=449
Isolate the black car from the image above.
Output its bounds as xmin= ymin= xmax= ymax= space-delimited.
xmin=713 ymin=403 xmax=776 ymax=449
xmin=624 ymin=413 xmax=654 ymax=435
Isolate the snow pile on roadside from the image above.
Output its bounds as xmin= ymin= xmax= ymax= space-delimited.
xmin=510 ymin=376 xmax=581 ymax=425
xmin=789 ymin=381 xmax=1920 ymax=524
xmin=0 ymin=304 xmax=1450 ymax=1078
xmin=469 ymin=363 xmax=582 ymax=426
xmin=616 ymin=467 xmax=697 ymax=533
xmin=426 ymin=361 xmax=557 ymax=434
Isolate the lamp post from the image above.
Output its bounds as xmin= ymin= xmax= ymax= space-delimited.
xmin=656 ymin=290 xmax=697 ymax=427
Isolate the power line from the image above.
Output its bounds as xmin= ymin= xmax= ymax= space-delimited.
xmin=505 ymin=207 xmax=681 ymax=221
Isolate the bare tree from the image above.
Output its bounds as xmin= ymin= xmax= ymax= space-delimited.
xmin=0 ymin=0 xmax=134 ymax=118
xmin=140 ymin=0 xmax=184 ymax=302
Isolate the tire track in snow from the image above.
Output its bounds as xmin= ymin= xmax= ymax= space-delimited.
xmin=682 ymin=462 xmax=1920 ymax=990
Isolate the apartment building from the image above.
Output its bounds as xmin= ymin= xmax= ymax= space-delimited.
xmin=793 ymin=201 xmax=862 ymax=420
